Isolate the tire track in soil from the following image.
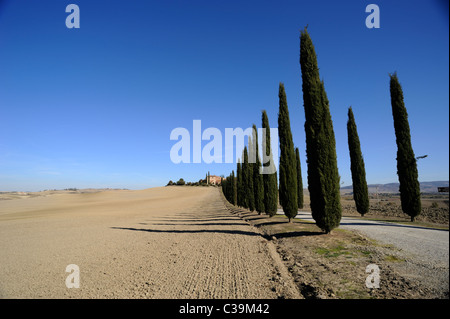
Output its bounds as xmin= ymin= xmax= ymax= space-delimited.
xmin=138 ymin=188 xmax=301 ymax=299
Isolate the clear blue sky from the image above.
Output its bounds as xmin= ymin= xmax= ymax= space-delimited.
xmin=0 ymin=0 xmax=448 ymax=191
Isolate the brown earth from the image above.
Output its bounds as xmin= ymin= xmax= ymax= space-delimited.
xmin=0 ymin=186 xmax=300 ymax=299
xmin=1 ymin=186 xmax=447 ymax=299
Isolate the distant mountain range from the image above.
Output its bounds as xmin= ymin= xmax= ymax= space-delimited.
xmin=341 ymin=181 xmax=449 ymax=194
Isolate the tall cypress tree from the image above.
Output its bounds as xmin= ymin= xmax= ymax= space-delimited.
xmin=300 ymin=27 xmax=342 ymax=233
xmin=389 ymin=73 xmax=421 ymax=222
xmin=226 ymin=176 xmax=231 ymax=203
xmin=262 ymin=110 xmax=278 ymax=217
xmin=347 ymin=107 xmax=369 ymax=217
xmin=236 ymin=160 xmax=242 ymax=207
xmin=295 ymin=147 xmax=304 ymax=209
xmin=252 ymin=124 xmax=265 ymax=214
xmin=246 ymin=139 xmax=255 ymax=211
xmin=241 ymin=147 xmax=249 ymax=209
xmin=232 ymin=170 xmax=237 ymax=206
xmin=222 ymin=177 xmax=228 ymax=201
xmin=278 ymin=83 xmax=298 ymax=222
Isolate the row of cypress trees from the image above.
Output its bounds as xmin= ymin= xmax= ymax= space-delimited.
xmin=299 ymin=27 xmax=420 ymax=228
xmin=223 ymin=27 xmax=422 ymax=232
xmin=340 ymin=66 xmax=421 ymax=223
xmin=222 ymin=170 xmax=237 ymax=206
xmin=223 ymin=89 xmax=305 ymax=222
xmin=222 ymin=111 xmax=280 ymax=217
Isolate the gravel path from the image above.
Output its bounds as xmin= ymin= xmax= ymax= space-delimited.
xmin=279 ymin=210 xmax=449 ymax=295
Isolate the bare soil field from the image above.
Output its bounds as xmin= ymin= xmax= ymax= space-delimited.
xmin=1 ymin=186 xmax=447 ymax=299
xmin=0 ymin=186 xmax=299 ymax=299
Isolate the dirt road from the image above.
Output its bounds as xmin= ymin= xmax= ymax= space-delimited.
xmin=0 ymin=187 xmax=300 ymax=299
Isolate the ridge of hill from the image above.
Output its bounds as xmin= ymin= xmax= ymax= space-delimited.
xmin=341 ymin=181 xmax=449 ymax=194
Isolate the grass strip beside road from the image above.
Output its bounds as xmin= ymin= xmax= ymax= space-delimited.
xmin=224 ymin=202 xmax=443 ymax=299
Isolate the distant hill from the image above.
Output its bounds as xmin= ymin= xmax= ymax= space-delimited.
xmin=341 ymin=181 xmax=449 ymax=194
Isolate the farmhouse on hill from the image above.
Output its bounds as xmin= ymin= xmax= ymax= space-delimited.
xmin=200 ymin=174 xmax=222 ymax=185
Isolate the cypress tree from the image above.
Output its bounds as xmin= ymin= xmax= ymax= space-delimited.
xmin=252 ymin=124 xmax=265 ymax=214
xmin=236 ymin=160 xmax=242 ymax=207
xmin=223 ymin=175 xmax=230 ymax=202
xmin=227 ymin=178 xmax=231 ymax=202
xmin=231 ymin=170 xmax=237 ymax=206
xmin=300 ymin=28 xmax=342 ymax=233
xmin=242 ymin=146 xmax=252 ymax=209
xmin=278 ymin=83 xmax=298 ymax=222
xmin=222 ymin=177 xmax=227 ymax=199
xmin=261 ymin=110 xmax=278 ymax=217
xmin=246 ymin=140 xmax=255 ymax=211
xmin=295 ymin=147 xmax=304 ymax=209
xmin=225 ymin=172 xmax=236 ymax=205
xmin=241 ymin=156 xmax=248 ymax=208
xmin=347 ymin=107 xmax=369 ymax=217
xmin=241 ymin=148 xmax=248 ymax=208
xmin=389 ymin=73 xmax=421 ymax=222
xmin=227 ymin=176 xmax=231 ymax=202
